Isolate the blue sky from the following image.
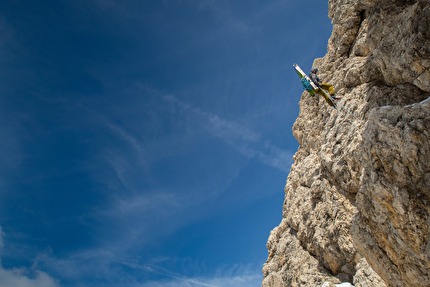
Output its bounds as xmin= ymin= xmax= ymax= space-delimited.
xmin=0 ymin=1 xmax=331 ymax=286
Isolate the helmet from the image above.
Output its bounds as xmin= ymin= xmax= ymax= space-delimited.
xmin=311 ymin=67 xmax=319 ymax=73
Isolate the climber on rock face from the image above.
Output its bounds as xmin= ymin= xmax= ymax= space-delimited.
xmin=293 ymin=63 xmax=338 ymax=109
xmin=309 ymin=67 xmax=339 ymax=100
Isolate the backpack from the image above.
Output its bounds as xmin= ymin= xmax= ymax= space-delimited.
xmin=300 ymin=77 xmax=313 ymax=91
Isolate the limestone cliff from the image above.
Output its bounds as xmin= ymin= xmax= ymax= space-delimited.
xmin=262 ymin=0 xmax=430 ymax=286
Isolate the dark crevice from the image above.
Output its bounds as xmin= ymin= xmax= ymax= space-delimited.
xmin=364 ymin=81 xmax=429 ymax=108
xmin=359 ymin=9 xmax=366 ymax=25
xmin=347 ymin=9 xmax=367 ymax=58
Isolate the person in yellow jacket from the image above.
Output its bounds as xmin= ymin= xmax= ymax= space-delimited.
xmin=309 ymin=68 xmax=339 ymax=100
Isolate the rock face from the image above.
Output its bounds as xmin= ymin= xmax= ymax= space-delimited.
xmin=262 ymin=0 xmax=430 ymax=286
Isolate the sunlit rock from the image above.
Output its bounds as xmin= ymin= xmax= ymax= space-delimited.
xmin=262 ymin=0 xmax=430 ymax=286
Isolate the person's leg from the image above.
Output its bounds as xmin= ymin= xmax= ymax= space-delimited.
xmin=320 ymin=82 xmax=335 ymax=95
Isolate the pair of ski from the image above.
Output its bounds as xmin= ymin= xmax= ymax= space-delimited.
xmin=293 ymin=63 xmax=337 ymax=109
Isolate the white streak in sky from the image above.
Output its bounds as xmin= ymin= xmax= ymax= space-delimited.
xmin=117 ymin=259 xmax=261 ymax=287
xmin=163 ymin=95 xmax=293 ymax=172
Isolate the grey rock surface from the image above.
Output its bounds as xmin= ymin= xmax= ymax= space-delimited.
xmin=263 ymin=0 xmax=430 ymax=286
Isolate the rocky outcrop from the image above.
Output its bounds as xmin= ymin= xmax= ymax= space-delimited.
xmin=263 ymin=0 xmax=430 ymax=286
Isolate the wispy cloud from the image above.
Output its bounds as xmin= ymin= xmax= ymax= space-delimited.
xmin=36 ymin=249 xmax=262 ymax=287
xmin=36 ymin=249 xmax=117 ymax=283
xmin=4 ymin=248 xmax=262 ymax=287
xmin=96 ymin=190 xmax=194 ymax=246
xmin=0 ymin=269 xmax=58 ymax=287
xmin=117 ymin=259 xmax=262 ymax=287
xmin=19 ymin=91 xmax=288 ymax=286
xmin=0 ymin=227 xmax=58 ymax=287
xmin=194 ymin=1 xmax=256 ymax=35
xmin=164 ymin=95 xmax=293 ymax=172
xmin=24 ymin=89 xmax=289 ymax=286
xmin=138 ymin=273 xmax=261 ymax=287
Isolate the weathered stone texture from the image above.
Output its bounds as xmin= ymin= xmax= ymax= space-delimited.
xmin=353 ymin=99 xmax=430 ymax=287
xmin=263 ymin=0 xmax=430 ymax=286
